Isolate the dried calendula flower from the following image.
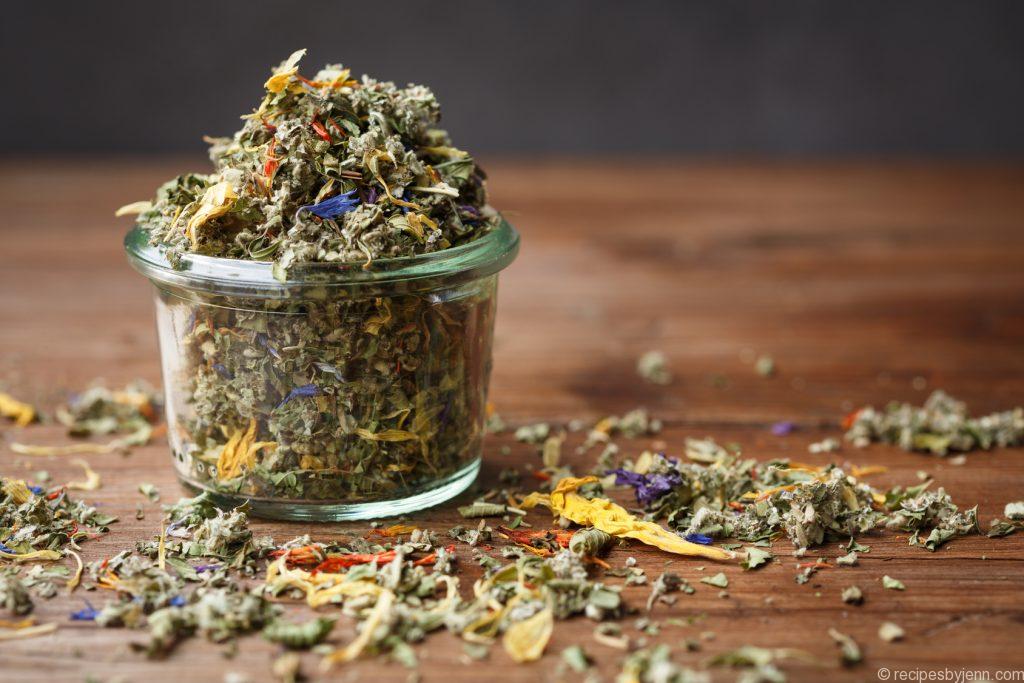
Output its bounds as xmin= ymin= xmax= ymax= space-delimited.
xmin=503 ymin=604 xmax=553 ymax=663
xmin=521 ymin=477 xmax=734 ymax=561
xmin=0 ymin=392 xmax=36 ymax=427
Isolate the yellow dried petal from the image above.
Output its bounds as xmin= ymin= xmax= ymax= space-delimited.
xmin=0 ymin=392 xmax=36 ymax=427
xmin=544 ymin=477 xmax=735 ymax=562
xmin=363 ymin=298 xmax=392 ymax=335
xmin=363 ymin=149 xmax=421 ymax=210
xmin=114 ymin=200 xmax=153 ymax=217
xmin=503 ymin=605 xmax=553 ymax=663
xmin=215 ymin=420 xmax=248 ymax=481
xmin=264 ymin=48 xmax=306 ymax=93
xmin=321 ymin=590 xmax=394 ymax=667
xmin=215 ymin=419 xmax=273 ymax=481
xmin=0 ymin=622 xmax=57 ymax=640
xmin=419 ymin=146 xmax=468 ymax=159
xmin=66 ymin=458 xmax=101 ymax=491
xmin=299 ymin=455 xmax=327 ymax=470
xmin=66 ymin=550 xmax=83 ymax=594
xmin=0 ymin=618 xmax=35 ymax=629
xmin=186 ymin=181 xmax=237 ymax=246
xmin=1 ymin=479 xmax=34 ymax=505
xmin=355 ymin=428 xmax=420 ymax=443
xmin=11 ymin=441 xmax=118 ymax=457
xmin=0 ymin=549 xmax=62 ymax=563
xmin=157 ymin=525 xmax=167 ymax=571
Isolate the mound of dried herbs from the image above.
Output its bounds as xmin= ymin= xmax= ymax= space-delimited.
xmin=845 ymin=390 xmax=1024 ymax=455
xmin=118 ymin=50 xmax=505 ymax=505
xmin=607 ymin=438 xmax=981 ymax=552
xmin=125 ymin=49 xmax=497 ymax=270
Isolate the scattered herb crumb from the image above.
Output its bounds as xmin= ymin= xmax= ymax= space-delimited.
xmin=828 ymin=628 xmax=862 ymax=666
xmin=878 ymin=621 xmax=905 ymax=643
xmin=139 ymin=483 xmax=160 ymax=502
xmin=755 ymin=355 xmax=776 ymax=378
xmin=700 ymin=572 xmax=729 ymax=589
xmin=882 ymin=575 xmax=905 ymax=591
xmin=637 ymin=351 xmax=672 ymax=386
xmin=841 ymin=585 xmax=864 ymax=605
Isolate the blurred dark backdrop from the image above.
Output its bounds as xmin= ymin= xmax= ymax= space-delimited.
xmin=3 ymin=1 xmax=1023 ymax=156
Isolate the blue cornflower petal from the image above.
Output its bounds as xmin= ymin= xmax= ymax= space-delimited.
xmin=298 ymin=190 xmax=360 ymax=220
xmin=70 ymin=600 xmax=99 ymax=621
xmin=684 ymin=533 xmax=714 ymax=546
xmin=0 ymin=540 xmax=14 ymax=553
xmin=278 ymin=383 xmax=321 ymax=408
xmin=28 ymin=485 xmax=44 ymax=495
xmin=169 ymin=595 xmax=187 ymax=607
xmin=256 ymin=333 xmax=282 ymax=360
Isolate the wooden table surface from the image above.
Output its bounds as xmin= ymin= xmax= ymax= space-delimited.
xmin=1 ymin=159 xmax=1023 ymax=682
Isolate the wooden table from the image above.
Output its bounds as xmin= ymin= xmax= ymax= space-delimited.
xmin=1 ymin=160 xmax=1023 ymax=682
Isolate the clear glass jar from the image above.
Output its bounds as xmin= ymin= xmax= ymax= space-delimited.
xmin=125 ymin=220 xmax=518 ymax=520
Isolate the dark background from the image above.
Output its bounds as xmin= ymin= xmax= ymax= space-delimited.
xmin=4 ymin=1 xmax=1023 ymax=156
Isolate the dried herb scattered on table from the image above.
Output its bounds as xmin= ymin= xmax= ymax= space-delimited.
xmin=845 ymin=390 xmax=1023 ymax=455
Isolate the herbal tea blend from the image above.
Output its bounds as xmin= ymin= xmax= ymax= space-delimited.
xmin=121 ymin=50 xmax=518 ymax=519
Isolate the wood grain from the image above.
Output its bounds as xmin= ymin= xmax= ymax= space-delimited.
xmin=1 ymin=159 xmax=1023 ymax=682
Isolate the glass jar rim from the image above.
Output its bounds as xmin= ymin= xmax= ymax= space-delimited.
xmin=125 ymin=216 xmax=518 ymax=296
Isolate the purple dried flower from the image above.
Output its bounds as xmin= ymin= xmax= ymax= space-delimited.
xmin=365 ymin=186 xmax=378 ymax=204
xmin=771 ymin=421 xmax=797 ymax=436
xmin=212 ymin=363 xmax=233 ymax=380
xmin=298 ymin=190 xmax=359 ymax=220
xmin=278 ymin=383 xmax=321 ymax=408
xmin=609 ymin=468 xmax=681 ymax=506
xmin=684 ymin=533 xmax=713 ymax=545
xmin=194 ymin=563 xmax=221 ymax=573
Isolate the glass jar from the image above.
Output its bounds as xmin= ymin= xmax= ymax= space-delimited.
xmin=125 ymin=220 xmax=518 ymax=521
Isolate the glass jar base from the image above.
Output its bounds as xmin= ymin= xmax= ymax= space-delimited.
xmin=177 ymin=459 xmax=481 ymax=522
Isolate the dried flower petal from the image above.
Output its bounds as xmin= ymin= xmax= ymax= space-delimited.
xmin=523 ymin=477 xmax=734 ymax=561
xmin=0 ymin=392 xmax=36 ymax=427
xmin=503 ymin=605 xmax=553 ymax=663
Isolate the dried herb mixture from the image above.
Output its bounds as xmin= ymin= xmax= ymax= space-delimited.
xmin=118 ymin=51 xmax=505 ymax=505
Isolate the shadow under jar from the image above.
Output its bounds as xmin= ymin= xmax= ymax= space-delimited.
xmin=125 ymin=219 xmax=518 ymax=521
